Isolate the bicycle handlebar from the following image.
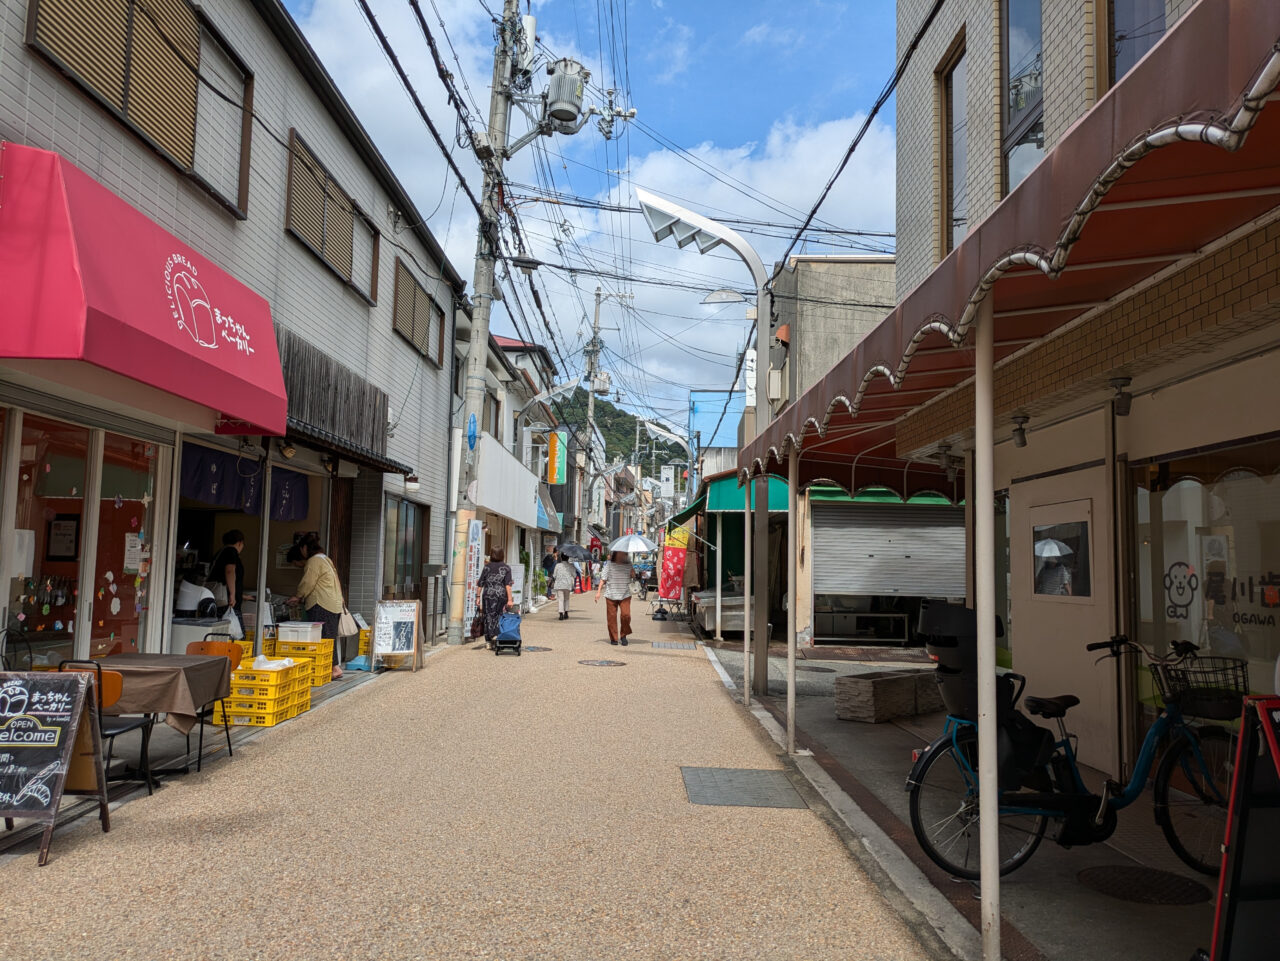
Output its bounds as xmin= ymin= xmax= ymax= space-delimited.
xmin=1085 ymin=634 xmax=1200 ymax=663
xmin=1086 ymin=639 xmax=1115 ymax=652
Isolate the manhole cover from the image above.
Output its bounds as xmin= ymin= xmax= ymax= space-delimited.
xmin=796 ymin=665 xmax=837 ymax=673
xmin=1077 ymin=866 xmax=1211 ymax=904
xmin=523 ymin=646 xmax=551 ymax=652
xmin=579 ymin=659 xmax=625 ymax=667
xmin=653 ymin=641 xmax=697 ymax=650
xmin=680 ymin=767 xmax=807 ymax=809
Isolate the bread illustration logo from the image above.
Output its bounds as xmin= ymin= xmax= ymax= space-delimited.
xmin=164 ymin=253 xmax=218 ymax=349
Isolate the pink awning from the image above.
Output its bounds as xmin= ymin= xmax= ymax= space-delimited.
xmin=0 ymin=142 xmax=286 ymax=435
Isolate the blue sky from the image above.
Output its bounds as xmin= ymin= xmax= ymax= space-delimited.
xmin=285 ymin=0 xmax=899 ymax=430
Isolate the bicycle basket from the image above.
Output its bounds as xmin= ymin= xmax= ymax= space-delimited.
xmin=1151 ymin=655 xmax=1249 ymax=720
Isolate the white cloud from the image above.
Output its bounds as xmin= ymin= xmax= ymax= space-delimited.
xmin=647 ymin=18 xmax=694 ymax=85
xmin=288 ymin=1 xmax=897 ymax=426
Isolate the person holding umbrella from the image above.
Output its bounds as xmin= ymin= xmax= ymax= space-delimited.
xmin=1034 ymin=537 xmax=1074 ymax=596
xmin=595 ymin=534 xmax=657 ymax=645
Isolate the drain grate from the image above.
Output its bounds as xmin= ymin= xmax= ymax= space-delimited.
xmin=653 ymin=641 xmax=697 ymax=650
xmin=1076 ymin=866 xmax=1211 ymax=904
xmin=579 ymin=659 xmax=625 ymax=667
xmin=523 ymin=646 xmax=551 ymax=652
xmin=796 ymin=665 xmax=837 ymax=673
xmin=680 ymin=767 xmax=807 ymax=809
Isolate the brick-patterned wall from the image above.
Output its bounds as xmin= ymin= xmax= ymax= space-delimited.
xmin=896 ymin=0 xmax=1002 ymax=300
xmin=1042 ymin=1 xmax=1097 ymax=149
xmin=895 ymin=218 xmax=1280 ymax=456
xmin=1168 ymin=0 xmax=1198 ymax=28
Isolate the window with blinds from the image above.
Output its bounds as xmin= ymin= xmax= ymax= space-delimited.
xmin=392 ymin=259 xmax=446 ymax=366
xmin=287 ymin=130 xmax=378 ymax=301
xmin=27 ymin=0 xmax=250 ymax=214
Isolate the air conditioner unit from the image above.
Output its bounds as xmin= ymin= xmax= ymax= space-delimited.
xmin=767 ymin=369 xmax=786 ymax=403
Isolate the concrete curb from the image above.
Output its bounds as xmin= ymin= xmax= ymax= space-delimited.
xmin=702 ymin=644 xmax=978 ymax=961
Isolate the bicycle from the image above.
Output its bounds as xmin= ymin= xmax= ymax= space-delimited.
xmin=906 ymin=634 xmax=1244 ymax=879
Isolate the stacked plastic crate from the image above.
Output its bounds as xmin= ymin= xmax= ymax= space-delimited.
xmin=275 ymin=622 xmax=333 ymax=687
xmin=213 ymin=659 xmax=311 ymax=727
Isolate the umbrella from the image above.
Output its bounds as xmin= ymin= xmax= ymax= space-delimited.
xmin=1034 ymin=538 xmax=1073 ymax=558
xmin=555 ymin=543 xmax=592 ymax=561
xmin=609 ymin=533 xmax=658 ymax=553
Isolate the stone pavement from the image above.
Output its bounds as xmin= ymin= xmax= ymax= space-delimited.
xmin=0 ymin=599 xmax=937 ymax=961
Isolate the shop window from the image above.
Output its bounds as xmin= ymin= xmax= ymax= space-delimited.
xmin=286 ymin=130 xmax=379 ymax=302
xmin=392 ymin=259 xmax=446 ymax=366
xmin=26 ymin=0 xmax=252 ymax=216
xmin=1002 ymin=0 xmax=1044 ymax=194
xmin=1108 ymin=0 xmax=1165 ymax=87
xmin=1133 ymin=441 xmax=1280 ymax=698
xmin=1033 ymin=521 xmax=1091 ymax=597
xmin=939 ymin=40 xmax=968 ymax=254
xmin=383 ymin=496 xmax=425 ymax=599
xmin=6 ymin=415 xmax=91 ymax=667
xmin=89 ymin=433 xmax=160 ymax=656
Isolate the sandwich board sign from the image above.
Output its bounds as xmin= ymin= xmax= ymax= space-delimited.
xmin=372 ymin=599 xmax=421 ymax=672
xmin=0 ymin=671 xmax=109 ymax=865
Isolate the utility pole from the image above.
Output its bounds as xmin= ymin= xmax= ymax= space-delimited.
xmin=575 ymin=286 xmax=603 ymax=546
xmin=447 ymin=0 xmax=520 ymax=643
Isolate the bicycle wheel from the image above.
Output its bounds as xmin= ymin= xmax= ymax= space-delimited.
xmin=908 ymin=733 xmax=1048 ymax=879
xmin=1155 ymin=726 xmax=1234 ymax=875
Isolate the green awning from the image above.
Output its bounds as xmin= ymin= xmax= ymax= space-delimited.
xmin=808 ymin=485 xmax=955 ymax=505
xmin=706 ymin=475 xmax=788 ymax=512
xmin=668 ymin=495 xmax=706 ymax=529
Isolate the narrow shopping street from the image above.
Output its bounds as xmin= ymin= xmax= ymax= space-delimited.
xmin=0 ymin=602 xmax=933 ymax=961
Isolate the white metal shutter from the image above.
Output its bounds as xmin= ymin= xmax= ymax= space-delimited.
xmin=811 ymin=502 xmax=965 ymax=596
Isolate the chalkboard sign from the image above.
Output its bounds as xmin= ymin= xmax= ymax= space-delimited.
xmin=1210 ymin=696 xmax=1280 ymax=961
xmin=372 ymin=600 xmax=421 ymax=672
xmin=0 ymin=671 xmax=109 ymax=865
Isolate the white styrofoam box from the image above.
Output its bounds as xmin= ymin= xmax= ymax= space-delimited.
xmin=277 ymin=621 xmax=323 ymax=643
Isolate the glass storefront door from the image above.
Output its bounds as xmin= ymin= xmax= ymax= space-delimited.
xmin=88 ymin=432 xmax=161 ymax=656
xmin=1132 ymin=436 xmax=1280 ymax=711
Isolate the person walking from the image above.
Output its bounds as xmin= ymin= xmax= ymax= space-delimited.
xmin=475 ymin=548 xmax=514 ymax=650
xmin=551 ymin=552 xmax=576 ymax=620
xmin=594 ymin=550 xmax=634 ymax=645
xmin=287 ymin=533 xmax=349 ymax=680
xmin=541 ymin=549 xmax=556 ymax=598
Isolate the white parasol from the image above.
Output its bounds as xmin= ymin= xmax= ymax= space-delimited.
xmin=608 ymin=533 xmax=658 ymax=553
xmin=1033 ymin=538 xmax=1073 ymax=558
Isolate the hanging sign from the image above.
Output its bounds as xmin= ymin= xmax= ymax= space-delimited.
xmin=372 ymin=599 xmax=421 ymax=672
xmin=547 ymin=430 xmax=568 ymax=485
xmin=660 ymin=525 xmax=690 ymax=600
xmin=467 ymin=413 xmax=478 ymax=451
xmin=0 ymin=672 xmax=109 ymax=865
xmin=463 ymin=519 xmax=484 ymax=622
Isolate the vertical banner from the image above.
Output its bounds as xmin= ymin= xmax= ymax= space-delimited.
xmin=463 ymin=519 xmax=484 ymax=621
xmin=547 ymin=430 xmax=568 ymax=485
xmin=660 ymin=525 xmax=690 ymax=600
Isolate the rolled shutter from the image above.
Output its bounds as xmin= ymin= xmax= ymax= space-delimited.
xmin=288 ymin=135 xmax=326 ymax=253
xmin=126 ymin=0 xmax=199 ymax=167
xmin=31 ymin=0 xmax=130 ymax=110
xmin=811 ymin=502 xmax=966 ymax=596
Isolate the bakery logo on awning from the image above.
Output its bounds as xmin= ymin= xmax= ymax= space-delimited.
xmin=0 ymin=715 xmax=61 ymax=747
xmin=165 ymin=253 xmax=255 ymax=357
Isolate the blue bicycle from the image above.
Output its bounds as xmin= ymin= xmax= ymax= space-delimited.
xmin=906 ymin=635 xmax=1244 ymax=878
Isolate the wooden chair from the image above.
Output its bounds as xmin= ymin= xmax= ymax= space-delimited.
xmin=185 ymin=639 xmax=242 ymax=771
xmin=58 ymin=660 xmax=154 ymax=795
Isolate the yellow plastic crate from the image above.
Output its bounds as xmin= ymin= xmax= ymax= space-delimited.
xmin=232 ymin=638 xmax=254 ymax=663
xmin=229 ymin=676 xmax=302 ymax=700
xmin=212 ymin=703 xmax=293 ymax=727
xmin=229 ymin=663 xmax=305 ymax=688
xmin=357 ymin=628 xmax=371 ymax=655
xmin=275 ymin=638 xmax=334 ymax=660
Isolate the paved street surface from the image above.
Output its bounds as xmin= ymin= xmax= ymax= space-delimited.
xmin=1 ymin=599 xmax=932 ymax=961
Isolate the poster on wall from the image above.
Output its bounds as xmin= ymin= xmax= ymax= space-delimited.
xmin=463 ymin=519 xmax=484 ymax=622
xmin=547 ymin=431 xmax=568 ymax=485
xmin=659 ymin=525 xmax=690 ymax=601
xmin=509 ymin=563 xmax=525 ymax=609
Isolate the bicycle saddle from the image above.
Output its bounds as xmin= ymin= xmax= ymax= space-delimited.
xmin=1024 ymin=694 xmax=1080 ymax=718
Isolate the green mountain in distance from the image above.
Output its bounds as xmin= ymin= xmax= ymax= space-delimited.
xmin=556 ymin=388 xmax=686 ymax=476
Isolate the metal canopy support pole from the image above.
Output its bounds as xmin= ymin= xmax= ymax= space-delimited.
xmin=714 ymin=511 xmax=723 ymax=640
xmin=742 ymin=479 xmax=752 ymax=707
xmin=974 ymin=296 xmax=1001 ymax=961
xmin=752 ymin=476 xmax=769 ymax=695
xmin=786 ymin=447 xmax=798 ymax=755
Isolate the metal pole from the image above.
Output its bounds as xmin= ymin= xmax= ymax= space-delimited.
xmin=974 ymin=297 xmax=1001 ymax=961
xmin=448 ymin=0 xmax=520 ymax=642
xmin=715 ymin=512 xmax=723 ymax=640
xmin=752 ymin=475 xmax=770 ymax=695
xmin=578 ymin=287 xmax=602 ymax=545
xmin=787 ymin=446 xmax=798 ymax=755
xmin=254 ymin=455 xmax=273 ymax=657
xmin=742 ymin=478 xmax=752 ymax=707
